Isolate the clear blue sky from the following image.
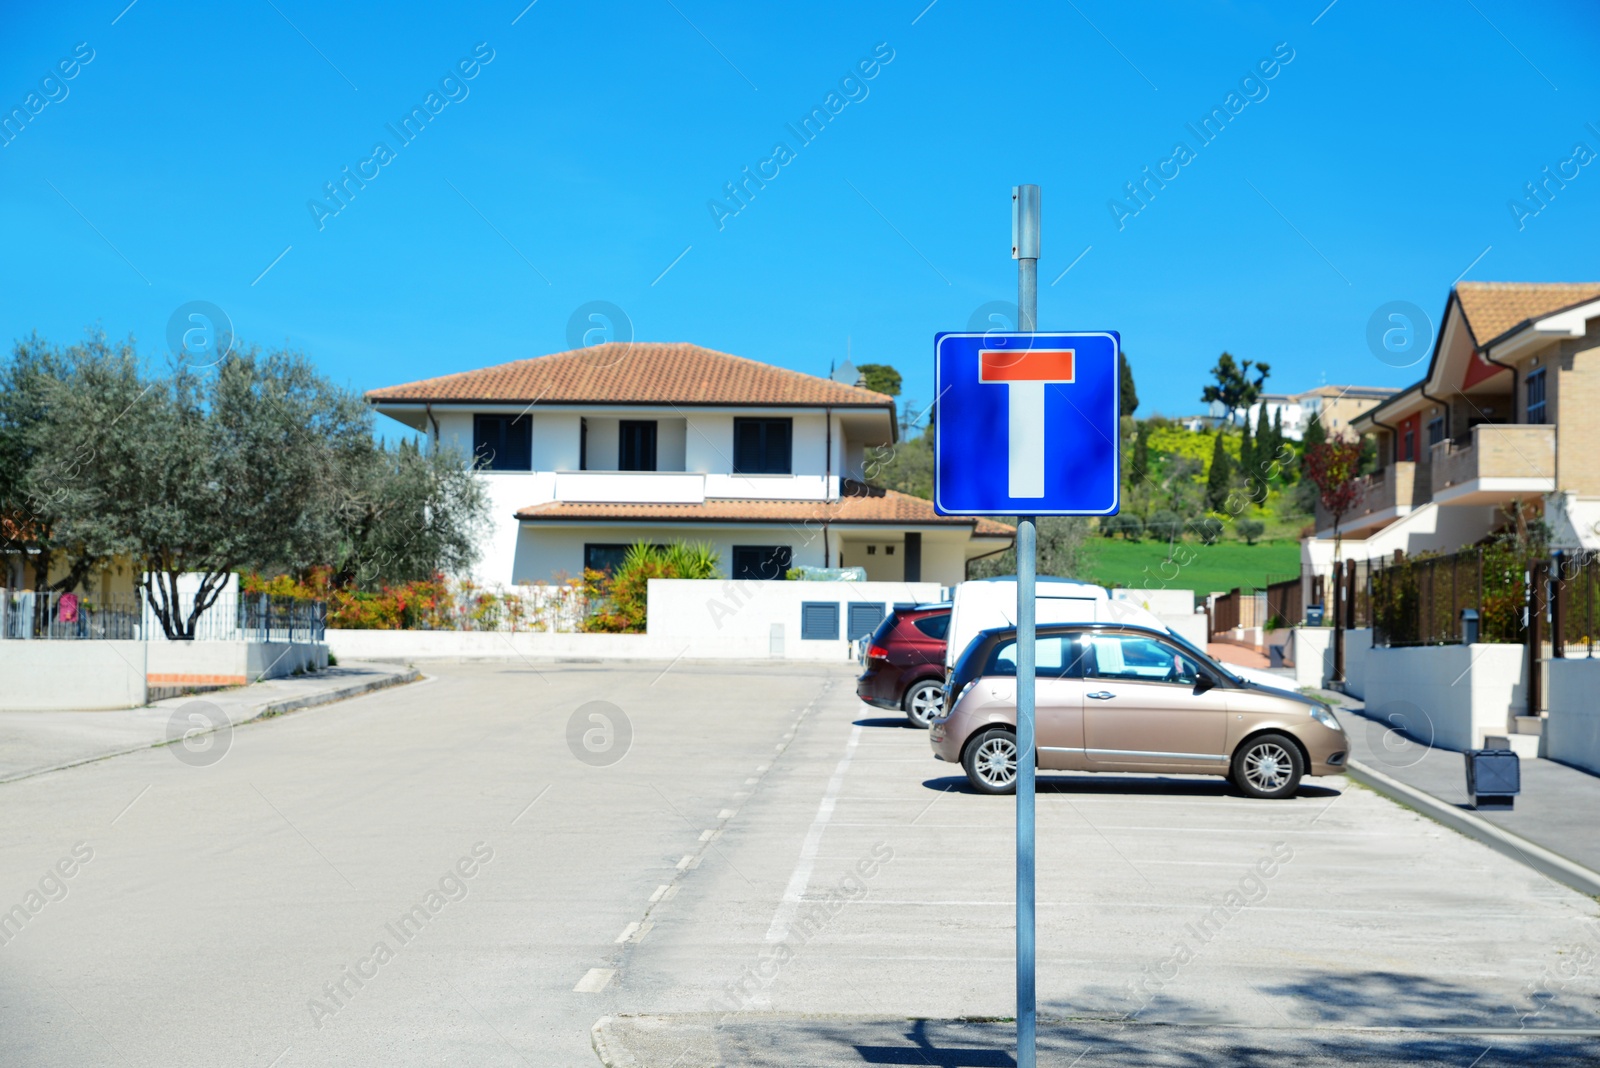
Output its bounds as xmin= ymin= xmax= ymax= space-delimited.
xmin=3 ymin=0 xmax=1598 ymax=429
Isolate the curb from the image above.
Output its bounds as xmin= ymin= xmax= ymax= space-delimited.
xmin=1347 ymin=758 xmax=1600 ymax=899
xmin=0 ymin=667 xmax=422 ymax=786
xmin=251 ymin=666 xmax=421 ymax=720
xmin=591 ymin=1016 xmax=636 ymax=1068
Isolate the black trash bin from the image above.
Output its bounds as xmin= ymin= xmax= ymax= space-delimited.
xmin=1464 ymin=746 xmax=1520 ymax=810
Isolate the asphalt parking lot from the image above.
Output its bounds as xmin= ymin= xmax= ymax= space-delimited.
xmin=3 ymin=660 xmax=1598 ymax=1066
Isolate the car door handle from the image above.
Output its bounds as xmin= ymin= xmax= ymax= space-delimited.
xmin=1087 ymin=691 xmax=1115 ymax=700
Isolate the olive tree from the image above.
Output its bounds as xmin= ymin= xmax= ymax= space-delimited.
xmin=330 ymin=438 xmax=488 ymax=589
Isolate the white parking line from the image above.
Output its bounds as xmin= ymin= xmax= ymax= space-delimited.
xmin=573 ymin=968 xmax=614 ymax=993
xmin=764 ymin=723 xmax=863 ymax=943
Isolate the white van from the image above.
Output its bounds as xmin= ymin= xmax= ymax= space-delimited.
xmin=944 ymin=576 xmax=1284 ymax=689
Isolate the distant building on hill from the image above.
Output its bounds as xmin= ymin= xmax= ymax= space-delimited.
xmin=1245 ymin=384 xmax=1398 ymax=441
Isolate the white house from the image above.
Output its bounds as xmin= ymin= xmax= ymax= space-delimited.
xmin=367 ymin=343 xmax=1014 ymax=586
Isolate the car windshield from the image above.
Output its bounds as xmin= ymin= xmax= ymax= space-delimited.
xmin=1162 ymin=628 xmax=1241 ymax=685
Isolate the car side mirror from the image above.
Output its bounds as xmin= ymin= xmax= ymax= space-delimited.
xmin=1193 ymin=675 xmax=1217 ymax=696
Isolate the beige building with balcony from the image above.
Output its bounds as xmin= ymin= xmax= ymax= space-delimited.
xmin=1305 ymin=281 xmax=1600 ymax=586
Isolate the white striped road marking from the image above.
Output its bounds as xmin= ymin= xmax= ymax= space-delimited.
xmin=718 ymin=809 xmax=736 ymax=819
xmin=764 ymin=723 xmax=863 ymax=943
xmin=574 ymin=968 xmax=614 ymax=993
xmin=615 ymin=923 xmax=640 ymax=943
xmin=648 ymin=884 xmax=671 ymax=903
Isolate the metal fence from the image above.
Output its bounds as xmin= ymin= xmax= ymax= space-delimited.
xmin=1 ymin=589 xmax=141 ymax=640
xmin=1264 ymin=572 xmax=1303 ymax=628
xmin=0 ymin=589 xmax=326 ymax=643
xmin=1554 ymin=552 xmax=1600 ymax=657
xmin=1211 ymin=587 xmax=1266 ymax=633
xmin=1370 ymin=546 xmax=1526 ymax=647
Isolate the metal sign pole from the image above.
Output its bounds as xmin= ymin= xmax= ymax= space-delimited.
xmin=1011 ymin=183 xmax=1040 ymax=1068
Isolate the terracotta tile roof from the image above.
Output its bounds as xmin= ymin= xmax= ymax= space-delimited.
xmin=366 ymin=343 xmax=895 ymax=408
xmin=1456 ymin=282 xmax=1600 ymax=346
xmin=514 ymin=489 xmax=1015 ymax=537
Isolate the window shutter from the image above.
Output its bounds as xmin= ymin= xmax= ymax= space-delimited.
xmin=847 ymin=602 xmax=885 ymax=640
xmin=800 ymin=601 xmax=840 ymax=641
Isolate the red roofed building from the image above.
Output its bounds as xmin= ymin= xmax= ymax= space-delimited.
xmin=367 ymin=343 xmax=1012 ymax=584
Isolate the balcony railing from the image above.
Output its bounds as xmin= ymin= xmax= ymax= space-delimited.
xmin=1431 ymin=423 xmax=1555 ymax=492
xmin=1316 ymin=461 xmax=1418 ymax=532
xmin=553 ymin=470 xmax=707 ymax=504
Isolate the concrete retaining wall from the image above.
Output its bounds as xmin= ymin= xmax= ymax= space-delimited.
xmin=1545 ymin=658 xmax=1600 ymax=775
xmin=1290 ymin=627 xmax=1521 ymax=750
xmin=0 ymin=640 xmax=329 ymax=711
xmin=1358 ymin=643 xmax=1525 ymax=752
xmin=0 ymin=641 xmax=147 ymax=710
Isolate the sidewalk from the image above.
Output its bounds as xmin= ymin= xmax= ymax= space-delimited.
xmin=0 ymin=660 xmax=419 ymax=784
xmin=1323 ymin=691 xmax=1600 ymax=896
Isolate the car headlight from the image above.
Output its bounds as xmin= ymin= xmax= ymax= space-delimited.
xmin=1308 ymin=703 xmax=1341 ymax=731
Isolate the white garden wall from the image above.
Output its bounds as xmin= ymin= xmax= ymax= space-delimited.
xmin=0 ymin=641 xmax=147 ymax=710
xmin=1356 ymin=643 xmax=1524 ymax=752
xmin=1289 ymin=627 xmax=1521 ymax=750
xmin=1545 ymin=658 xmax=1600 ymax=775
xmin=330 ymin=578 xmax=945 ymax=663
xmin=0 ymin=640 xmax=327 ymax=711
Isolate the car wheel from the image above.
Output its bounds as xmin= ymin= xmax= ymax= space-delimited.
xmin=1231 ymin=733 xmax=1304 ymax=799
xmin=903 ymin=680 xmax=943 ymax=728
xmin=963 ymin=727 xmax=1019 ymax=795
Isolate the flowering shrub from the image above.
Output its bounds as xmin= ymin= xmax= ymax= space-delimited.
xmin=582 ymin=541 xmax=721 ymax=633
xmin=241 ymin=567 xmax=584 ymax=631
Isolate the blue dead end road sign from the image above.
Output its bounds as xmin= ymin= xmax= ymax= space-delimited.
xmin=934 ymin=331 xmax=1121 ymax=516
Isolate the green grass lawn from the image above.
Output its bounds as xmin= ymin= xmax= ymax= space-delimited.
xmin=1082 ymin=537 xmax=1301 ymax=595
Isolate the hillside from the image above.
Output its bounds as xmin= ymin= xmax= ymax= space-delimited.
xmin=871 ymin=418 xmax=1313 ymax=594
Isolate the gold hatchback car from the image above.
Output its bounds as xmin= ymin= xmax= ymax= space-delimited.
xmin=929 ymin=623 xmax=1347 ymax=798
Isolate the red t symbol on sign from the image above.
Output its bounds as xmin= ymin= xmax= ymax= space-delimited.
xmin=979 ymin=348 xmax=1075 ymax=498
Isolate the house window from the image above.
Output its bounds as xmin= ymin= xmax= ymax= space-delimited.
xmin=473 ymin=414 xmax=532 ymax=471
xmin=1402 ymin=429 xmax=1414 ymax=462
xmin=619 ymin=420 xmax=658 ymax=472
xmin=732 ymin=545 xmax=792 ymax=581
xmin=1527 ymin=368 xmax=1547 ymax=425
xmin=1426 ymin=416 xmax=1445 ymax=447
xmin=583 ymin=544 xmax=633 ymax=574
xmin=733 ymin=418 xmax=792 ymax=474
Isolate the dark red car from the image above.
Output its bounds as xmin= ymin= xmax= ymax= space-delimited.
xmin=855 ymin=603 xmax=951 ymax=727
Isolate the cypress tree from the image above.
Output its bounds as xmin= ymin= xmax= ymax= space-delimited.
xmin=1255 ymin=403 xmax=1274 ymax=475
xmin=1119 ymin=352 xmax=1139 ymax=417
xmin=1130 ymin=421 xmax=1150 ymax=485
xmin=1205 ymin=430 xmax=1233 ymax=512
xmin=1239 ymin=413 xmax=1254 ymax=480
xmin=1303 ymin=410 xmax=1327 ymax=449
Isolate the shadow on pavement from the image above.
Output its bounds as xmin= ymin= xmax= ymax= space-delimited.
xmin=634 ymin=985 xmax=1600 ymax=1066
xmin=918 ymin=774 xmax=1341 ymax=800
xmin=855 ymin=717 xmax=918 ymax=729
